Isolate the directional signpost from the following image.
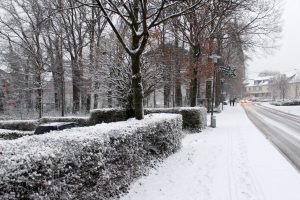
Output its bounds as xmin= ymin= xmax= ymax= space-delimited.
xmin=216 ymin=65 xmax=237 ymax=78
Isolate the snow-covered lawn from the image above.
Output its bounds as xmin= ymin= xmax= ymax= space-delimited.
xmin=119 ymin=105 xmax=300 ymax=200
xmin=259 ymin=102 xmax=300 ymax=116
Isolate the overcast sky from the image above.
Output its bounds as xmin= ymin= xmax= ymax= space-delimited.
xmin=246 ymin=0 xmax=300 ymax=78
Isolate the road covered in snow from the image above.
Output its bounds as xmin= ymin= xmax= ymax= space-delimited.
xmin=244 ymin=103 xmax=300 ymax=170
xmin=119 ymin=105 xmax=300 ymax=200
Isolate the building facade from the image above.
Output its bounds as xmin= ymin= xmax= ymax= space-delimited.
xmin=244 ymin=73 xmax=300 ymax=100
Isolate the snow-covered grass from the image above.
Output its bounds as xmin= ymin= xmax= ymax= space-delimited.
xmin=119 ymin=105 xmax=300 ymax=200
xmin=0 ymin=114 xmax=182 ymax=199
xmin=259 ymin=102 xmax=300 ymax=116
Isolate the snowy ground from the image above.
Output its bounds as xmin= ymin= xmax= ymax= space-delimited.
xmin=119 ymin=104 xmax=300 ymax=200
xmin=259 ymin=102 xmax=300 ymax=116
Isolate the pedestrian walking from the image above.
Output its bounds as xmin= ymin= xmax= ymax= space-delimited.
xmin=232 ymin=98 xmax=236 ymax=106
xmin=229 ymin=98 xmax=232 ymax=106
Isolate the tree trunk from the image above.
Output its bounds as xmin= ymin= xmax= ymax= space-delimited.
xmin=215 ymin=71 xmax=221 ymax=108
xmin=153 ymin=90 xmax=156 ymax=108
xmin=57 ymin=40 xmax=65 ymax=117
xmin=163 ymin=81 xmax=171 ymax=108
xmin=25 ymin=64 xmax=32 ymax=112
xmin=107 ymin=89 xmax=112 ymax=108
xmin=190 ymin=67 xmax=198 ymax=107
xmin=93 ymin=94 xmax=98 ymax=109
xmin=174 ymin=23 xmax=182 ymax=107
xmin=175 ymin=79 xmax=182 ymax=107
xmin=36 ymin=73 xmax=43 ymax=118
xmin=131 ymin=53 xmax=144 ymax=119
xmin=72 ymin=59 xmax=80 ymax=113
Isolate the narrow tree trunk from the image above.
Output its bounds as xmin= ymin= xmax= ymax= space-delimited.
xmin=88 ymin=6 xmax=96 ymax=113
xmin=190 ymin=67 xmax=198 ymax=107
xmin=215 ymin=71 xmax=221 ymax=108
xmin=93 ymin=94 xmax=98 ymax=109
xmin=153 ymin=90 xmax=156 ymax=108
xmin=107 ymin=90 xmax=112 ymax=108
xmin=174 ymin=22 xmax=182 ymax=107
xmin=25 ymin=64 xmax=32 ymax=112
xmin=36 ymin=73 xmax=43 ymax=118
xmin=197 ymin=80 xmax=202 ymax=105
xmin=72 ymin=59 xmax=80 ymax=113
xmin=164 ymin=81 xmax=171 ymax=108
xmin=57 ymin=40 xmax=65 ymax=116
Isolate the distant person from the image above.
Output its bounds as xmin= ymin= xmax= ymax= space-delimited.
xmin=232 ymin=98 xmax=236 ymax=106
xmin=229 ymin=98 xmax=232 ymax=106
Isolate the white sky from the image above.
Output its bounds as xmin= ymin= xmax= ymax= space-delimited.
xmin=247 ymin=0 xmax=300 ymax=78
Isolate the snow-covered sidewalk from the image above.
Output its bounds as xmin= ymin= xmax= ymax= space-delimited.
xmin=119 ymin=105 xmax=300 ymax=200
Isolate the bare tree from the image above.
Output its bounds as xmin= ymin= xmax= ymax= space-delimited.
xmin=270 ymin=74 xmax=289 ymax=101
xmin=0 ymin=0 xmax=47 ymax=118
xmin=92 ymin=0 xmax=206 ymax=119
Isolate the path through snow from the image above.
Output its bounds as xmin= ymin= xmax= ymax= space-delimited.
xmin=119 ymin=105 xmax=300 ymax=200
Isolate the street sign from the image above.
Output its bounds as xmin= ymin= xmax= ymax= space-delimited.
xmin=216 ymin=65 xmax=237 ymax=78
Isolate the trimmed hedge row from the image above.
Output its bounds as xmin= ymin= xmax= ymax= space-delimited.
xmin=0 ymin=117 xmax=90 ymax=132
xmin=0 ymin=114 xmax=182 ymax=199
xmin=145 ymin=107 xmax=207 ymax=132
xmin=0 ymin=107 xmax=206 ymax=135
xmin=0 ymin=120 xmax=37 ymax=131
xmin=90 ymin=107 xmax=207 ymax=132
xmin=270 ymin=100 xmax=300 ymax=106
xmin=89 ymin=108 xmax=133 ymax=125
xmin=0 ymin=130 xmax=33 ymax=140
xmin=39 ymin=116 xmax=90 ymax=126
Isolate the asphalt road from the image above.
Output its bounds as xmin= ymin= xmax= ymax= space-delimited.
xmin=243 ymin=102 xmax=300 ymax=171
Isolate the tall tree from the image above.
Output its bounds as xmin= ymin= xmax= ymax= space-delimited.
xmin=0 ymin=0 xmax=47 ymax=118
xmin=93 ymin=0 xmax=206 ymax=119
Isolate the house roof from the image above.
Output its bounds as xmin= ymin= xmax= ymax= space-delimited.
xmin=287 ymin=72 xmax=300 ymax=83
xmin=244 ymin=76 xmax=272 ymax=87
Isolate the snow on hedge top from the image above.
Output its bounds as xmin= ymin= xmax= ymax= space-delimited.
xmin=0 ymin=114 xmax=181 ymax=166
xmin=0 ymin=129 xmax=33 ymax=135
xmin=41 ymin=116 xmax=89 ymax=120
xmin=39 ymin=122 xmax=77 ymax=127
xmin=0 ymin=120 xmax=38 ymax=125
xmin=90 ymin=107 xmax=125 ymax=113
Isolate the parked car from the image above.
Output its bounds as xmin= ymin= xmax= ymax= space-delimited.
xmin=34 ymin=122 xmax=79 ymax=135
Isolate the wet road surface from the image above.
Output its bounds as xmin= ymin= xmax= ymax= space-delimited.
xmin=243 ymin=103 xmax=300 ymax=171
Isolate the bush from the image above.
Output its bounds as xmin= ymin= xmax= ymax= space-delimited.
xmin=0 ymin=120 xmax=38 ymax=131
xmin=0 ymin=129 xmax=34 ymax=140
xmin=39 ymin=116 xmax=90 ymax=126
xmin=270 ymin=100 xmax=300 ymax=106
xmin=0 ymin=114 xmax=182 ymax=200
xmin=145 ymin=107 xmax=207 ymax=132
xmin=89 ymin=108 xmax=133 ymax=125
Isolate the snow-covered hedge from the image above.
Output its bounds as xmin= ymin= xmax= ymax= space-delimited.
xmin=0 ymin=120 xmax=37 ymax=131
xmin=0 ymin=129 xmax=34 ymax=140
xmin=0 ymin=114 xmax=182 ymax=199
xmin=89 ymin=108 xmax=133 ymax=125
xmin=270 ymin=100 xmax=300 ymax=106
xmin=39 ymin=116 xmax=90 ymax=126
xmin=145 ymin=107 xmax=207 ymax=132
